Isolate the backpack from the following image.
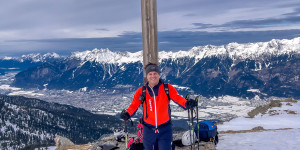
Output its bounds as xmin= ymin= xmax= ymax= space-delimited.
xmin=127 ymin=121 xmax=144 ymax=150
xmin=194 ymin=120 xmax=219 ymax=144
xmin=139 ymin=83 xmax=170 ymax=119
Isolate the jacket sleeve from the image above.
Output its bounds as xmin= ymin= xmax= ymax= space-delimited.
xmin=126 ymin=87 xmax=143 ymax=116
xmin=168 ymin=84 xmax=187 ymax=109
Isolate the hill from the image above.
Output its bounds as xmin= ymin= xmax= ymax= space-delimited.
xmin=0 ymin=95 xmax=122 ymax=149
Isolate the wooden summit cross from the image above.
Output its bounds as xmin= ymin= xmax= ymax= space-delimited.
xmin=141 ymin=0 xmax=158 ymax=83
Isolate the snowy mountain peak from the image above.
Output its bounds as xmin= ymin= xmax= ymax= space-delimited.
xmin=70 ymin=37 xmax=300 ymax=64
xmin=190 ymin=37 xmax=300 ymax=61
xmin=3 ymin=56 xmax=14 ymax=60
xmin=70 ymin=48 xmax=142 ymax=64
xmin=0 ymin=53 xmax=61 ymax=63
xmin=20 ymin=52 xmax=61 ymax=62
xmin=161 ymin=37 xmax=300 ymax=62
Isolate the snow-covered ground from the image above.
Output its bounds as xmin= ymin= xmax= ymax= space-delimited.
xmin=34 ymin=146 xmax=56 ymax=150
xmin=217 ymin=129 xmax=300 ymax=150
xmin=217 ymin=100 xmax=300 ymax=150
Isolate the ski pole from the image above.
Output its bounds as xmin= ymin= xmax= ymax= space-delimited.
xmin=191 ymin=101 xmax=195 ymax=150
xmin=185 ymin=94 xmax=193 ymax=150
xmin=195 ymin=96 xmax=199 ymax=150
xmin=124 ymin=120 xmax=128 ymax=149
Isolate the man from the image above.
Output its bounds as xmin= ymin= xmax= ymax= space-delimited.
xmin=120 ymin=63 xmax=197 ymax=150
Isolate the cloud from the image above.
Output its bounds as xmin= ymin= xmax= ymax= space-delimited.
xmin=191 ymin=3 xmax=300 ymax=31
xmin=193 ymin=16 xmax=300 ymax=30
xmin=283 ymin=6 xmax=300 ymax=16
xmin=2 ymin=29 xmax=300 ymax=56
xmin=192 ymin=23 xmax=215 ymax=29
xmin=96 ymin=28 xmax=110 ymax=31
xmin=0 ymin=0 xmax=141 ymax=40
xmin=1 ymin=0 xmax=300 ymax=56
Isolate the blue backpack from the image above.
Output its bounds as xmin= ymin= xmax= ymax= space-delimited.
xmin=194 ymin=120 xmax=218 ymax=144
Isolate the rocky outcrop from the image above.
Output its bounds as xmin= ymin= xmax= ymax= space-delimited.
xmin=55 ymin=132 xmax=216 ymax=150
xmin=55 ymin=136 xmax=75 ymax=150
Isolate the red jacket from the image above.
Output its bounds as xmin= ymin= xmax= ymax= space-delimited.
xmin=126 ymin=81 xmax=187 ymax=128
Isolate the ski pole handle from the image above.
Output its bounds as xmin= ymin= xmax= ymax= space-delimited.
xmin=195 ymin=96 xmax=199 ymax=104
xmin=185 ymin=94 xmax=190 ymax=100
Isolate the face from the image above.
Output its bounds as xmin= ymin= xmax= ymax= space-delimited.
xmin=147 ymin=71 xmax=160 ymax=87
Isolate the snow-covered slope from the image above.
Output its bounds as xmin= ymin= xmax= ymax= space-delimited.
xmin=217 ymin=100 xmax=300 ymax=150
xmin=218 ymin=100 xmax=300 ymax=131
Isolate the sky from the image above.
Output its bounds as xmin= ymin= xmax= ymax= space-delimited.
xmin=1 ymin=0 xmax=300 ymax=56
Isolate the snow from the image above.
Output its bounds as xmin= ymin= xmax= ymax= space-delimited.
xmin=21 ymin=52 xmax=61 ymax=62
xmin=0 ymin=84 xmax=21 ymax=91
xmin=0 ymin=53 xmax=61 ymax=62
xmin=69 ymin=37 xmax=300 ymax=65
xmin=247 ymin=89 xmax=260 ymax=93
xmin=1 ymin=126 xmax=5 ymax=132
xmin=4 ymin=120 xmax=18 ymax=132
xmin=0 ymin=81 xmax=44 ymax=97
xmin=171 ymin=95 xmax=256 ymax=120
xmin=217 ymin=100 xmax=300 ymax=150
xmin=8 ymin=90 xmax=44 ymax=97
xmin=70 ymin=48 xmax=142 ymax=65
xmin=218 ymin=101 xmax=300 ymax=131
xmin=247 ymin=89 xmax=268 ymax=96
xmin=80 ymin=87 xmax=88 ymax=92
xmin=35 ymin=146 xmax=56 ymax=150
xmin=172 ymin=84 xmax=190 ymax=90
xmin=217 ymin=129 xmax=300 ymax=150
xmin=3 ymin=56 xmax=13 ymax=60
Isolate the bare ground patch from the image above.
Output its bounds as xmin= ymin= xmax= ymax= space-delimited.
xmin=247 ymin=100 xmax=282 ymax=118
xmin=219 ymin=127 xmax=295 ymax=134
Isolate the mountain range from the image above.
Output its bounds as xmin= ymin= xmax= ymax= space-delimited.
xmin=0 ymin=53 xmax=62 ymax=75
xmin=5 ymin=37 xmax=300 ymax=99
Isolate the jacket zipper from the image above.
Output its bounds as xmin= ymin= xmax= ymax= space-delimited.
xmin=149 ymin=86 xmax=158 ymax=133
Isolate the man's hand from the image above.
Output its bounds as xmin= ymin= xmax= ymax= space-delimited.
xmin=185 ymin=99 xmax=197 ymax=109
xmin=120 ymin=110 xmax=130 ymax=121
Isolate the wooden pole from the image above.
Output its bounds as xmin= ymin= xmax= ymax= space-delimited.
xmin=141 ymin=0 xmax=158 ymax=84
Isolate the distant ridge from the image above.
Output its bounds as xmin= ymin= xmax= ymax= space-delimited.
xmin=69 ymin=37 xmax=300 ymax=64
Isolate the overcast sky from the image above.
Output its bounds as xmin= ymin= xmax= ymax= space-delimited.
xmin=1 ymin=0 xmax=300 ymax=56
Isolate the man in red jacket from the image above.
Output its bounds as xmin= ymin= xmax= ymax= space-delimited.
xmin=120 ymin=63 xmax=197 ymax=150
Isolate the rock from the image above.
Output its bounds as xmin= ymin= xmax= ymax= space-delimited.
xmin=54 ymin=136 xmax=75 ymax=150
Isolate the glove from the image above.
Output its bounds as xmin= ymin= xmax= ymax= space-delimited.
xmin=120 ymin=110 xmax=130 ymax=121
xmin=185 ymin=99 xmax=197 ymax=109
